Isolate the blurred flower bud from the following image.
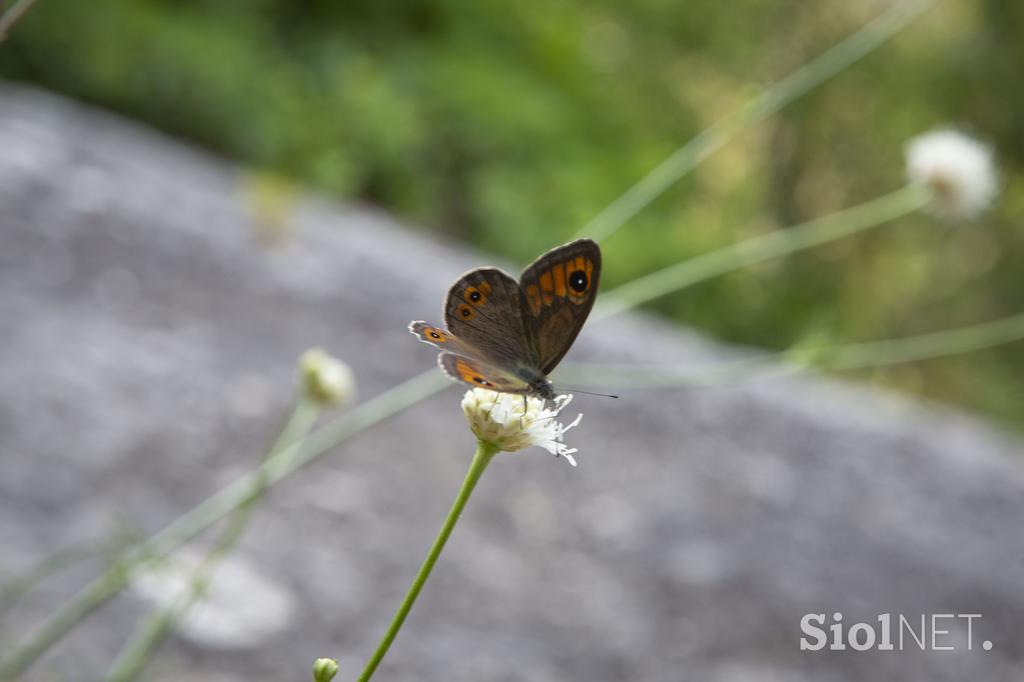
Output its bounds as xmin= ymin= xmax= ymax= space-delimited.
xmin=299 ymin=348 xmax=356 ymax=406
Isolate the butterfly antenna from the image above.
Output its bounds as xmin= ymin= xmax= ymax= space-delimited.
xmin=555 ymin=387 xmax=619 ymax=399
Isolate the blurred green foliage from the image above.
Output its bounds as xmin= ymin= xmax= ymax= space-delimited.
xmin=2 ymin=0 xmax=1022 ymax=427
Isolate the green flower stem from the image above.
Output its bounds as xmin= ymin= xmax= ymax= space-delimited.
xmin=356 ymin=440 xmax=500 ymax=682
xmin=575 ymin=0 xmax=937 ymax=244
xmin=0 ymin=0 xmax=40 ymax=41
xmin=558 ymin=311 xmax=1024 ymax=389
xmin=104 ymin=594 xmax=193 ymax=682
xmin=0 ymin=370 xmax=447 ymax=681
xmin=103 ymin=397 xmax=322 ymax=682
xmin=593 ymin=184 xmax=930 ymax=322
xmin=1 ymin=544 xmax=101 ymax=620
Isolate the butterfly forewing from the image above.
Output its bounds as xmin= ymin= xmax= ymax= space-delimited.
xmin=443 ymin=267 xmax=530 ymax=370
xmin=518 ymin=239 xmax=601 ymax=374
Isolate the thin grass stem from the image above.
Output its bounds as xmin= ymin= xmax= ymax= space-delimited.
xmin=0 ymin=370 xmax=447 ymax=680
xmin=574 ymin=0 xmax=937 ymax=243
xmin=0 ymin=0 xmax=40 ymax=41
xmin=593 ymin=184 xmax=929 ymax=322
xmin=102 ymin=398 xmax=321 ymax=682
xmin=558 ymin=312 xmax=1024 ymax=389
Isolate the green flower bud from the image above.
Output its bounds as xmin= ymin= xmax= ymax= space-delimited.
xmin=312 ymin=657 xmax=339 ymax=682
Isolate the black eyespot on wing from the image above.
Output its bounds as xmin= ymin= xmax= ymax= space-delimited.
xmin=569 ymin=270 xmax=588 ymax=292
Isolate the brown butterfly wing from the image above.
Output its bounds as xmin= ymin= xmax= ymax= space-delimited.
xmin=408 ymin=321 xmax=480 ymax=357
xmin=518 ymin=239 xmax=601 ymax=374
xmin=410 ymin=322 xmax=530 ymax=393
xmin=443 ymin=267 xmax=530 ymax=370
xmin=437 ymin=352 xmax=532 ymax=393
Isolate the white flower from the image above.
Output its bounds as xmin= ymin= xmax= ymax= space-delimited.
xmin=461 ymin=388 xmax=583 ymax=466
xmin=905 ymin=129 xmax=997 ymax=219
xmin=299 ymin=348 xmax=356 ymax=406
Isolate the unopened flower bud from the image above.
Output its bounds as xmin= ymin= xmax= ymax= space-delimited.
xmin=299 ymin=349 xmax=356 ymax=406
xmin=312 ymin=657 xmax=339 ymax=682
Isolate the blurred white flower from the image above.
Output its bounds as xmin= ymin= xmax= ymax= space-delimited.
xmin=132 ymin=550 xmax=295 ymax=650
xmin=905 ymin=129 xmax=997 ymax=219
xmin=299 ymin=348 xmax=356 ymax=406
xmin=461 ymin=389 xmax=582 ymax=466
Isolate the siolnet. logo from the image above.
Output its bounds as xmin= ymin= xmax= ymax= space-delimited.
xmin=800 ymin=612 xmax=991 ymax=652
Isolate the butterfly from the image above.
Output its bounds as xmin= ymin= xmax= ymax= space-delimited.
xmin=410 ymin=239 xmax=601 ymax=401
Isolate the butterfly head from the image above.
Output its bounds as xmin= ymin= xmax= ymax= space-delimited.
xmin=529 ymin=377 xmax=557 ymax=402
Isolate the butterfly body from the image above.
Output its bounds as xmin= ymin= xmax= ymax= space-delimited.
xmin=410 ymin=239 xmax=601 ymax=399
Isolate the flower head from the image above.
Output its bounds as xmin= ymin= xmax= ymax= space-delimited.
xmin=905 ymin=129 xmax=997 ymax=219
xmin=461 ymin=388 xmax=583 ymax=466
xmin=298 ymin=348 xmax=356 ymax=406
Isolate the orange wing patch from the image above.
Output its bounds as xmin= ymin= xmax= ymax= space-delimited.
xmin=525 ymin=283 xmax=542 ymax=316
xmin=455 ymin=358 xmax=494 ymax=388
xmin=539 ymin=270 xmax=555 ymax=305
xmin=410 ymin=321 xmax=453 ymax=344
xmin=463 ymin=279 xmax=493 ymax=307
xmin=423 ymin=326 xmax=450 ymax=342
xmin=528 ymin=258 xmax=596 ymax=313
xmin=456 ymin=303 xmax=476 ymax=320
xmin=552 ymin=262 xmax=567 ymax=297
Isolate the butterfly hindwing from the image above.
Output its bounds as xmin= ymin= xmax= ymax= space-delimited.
xmin=408 ymin=321 xmax=480 ymax=356
xmin=437 ymin=352 xmax=532 ymax=393
xmin=443 ymin=267 xmax=529 ymax=370
xmin=518 ymin=238 xmax=601 ymax=374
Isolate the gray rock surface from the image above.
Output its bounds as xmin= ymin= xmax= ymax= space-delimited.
xmin=1 ymin=83 xmax=1023 ymax=681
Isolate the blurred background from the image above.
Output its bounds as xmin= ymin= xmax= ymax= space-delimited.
xmin=2 ymin=0 xmax=1022 ymax=429
xmin=5 ymin=2 xmax=1024 ymax=681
